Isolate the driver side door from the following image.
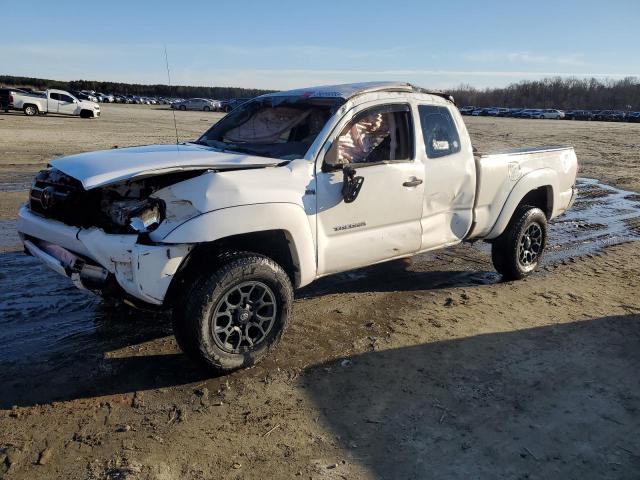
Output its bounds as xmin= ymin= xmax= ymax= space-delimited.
xmin=47 ymin=92 xmax=61 ymax=113
xmin=57 ymin=94 xmax=77 ymax=115
xmin=315 ymin=103 xmax=425 ymax=276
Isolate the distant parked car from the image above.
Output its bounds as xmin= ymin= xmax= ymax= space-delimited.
xmin=96 ymin=93 xmax=113 ymax=103
xmin=593 ymin=110 xmax=626 ymax=121
xmin=471 ymin=107 xmax=490 ymax=116
xmin=538 ymin=109 xmax=564 ymax=120
xmin=564 ymin=110 xmax=592 ymax=120
xmin=627 ymin=111 xmax=640 ymax=123
xmin=491 ymin=107 xmax=510 ymax=117
xmin=220 ymin=98 xmax=250 ymax=112
xmin=172 ymin=98 xmax=218 ymax=111
xmin=77 ymin=92 xmax=98 ymax=102
xmin=10 ymin=89 xmax=100 ymax=117
xmin=458 ymin=106 xmax=475 ymax=115
xmin=516 ymin=109 xmax=539 ymax=118
xmin=497 ymin=108 xmax=517 ymax=117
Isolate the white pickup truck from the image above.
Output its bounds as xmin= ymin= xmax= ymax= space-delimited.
xmin=17 ymin=82 xmax=577 ymax=371
xmin=10 ymin=88 xmax=100 ymax=118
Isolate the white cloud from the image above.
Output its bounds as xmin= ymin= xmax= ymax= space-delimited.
xmin=464 ymin=50 xmax=587 ymax=67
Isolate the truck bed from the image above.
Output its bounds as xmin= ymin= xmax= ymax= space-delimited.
xmin=468 ymin=145 xmax=578 ymax=240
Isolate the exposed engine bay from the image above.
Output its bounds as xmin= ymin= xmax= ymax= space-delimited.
xmin=29 ymin=168 xmax=205 ymax=234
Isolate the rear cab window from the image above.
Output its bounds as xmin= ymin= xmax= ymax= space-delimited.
xmin=418 ymin=105 xmax=461 ymax=158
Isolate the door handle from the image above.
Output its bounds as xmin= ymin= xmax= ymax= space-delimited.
xmin=403 ymin=177 xmax=423 ymax=187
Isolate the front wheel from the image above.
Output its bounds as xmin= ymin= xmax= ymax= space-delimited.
xmin=172 ymin=252 xmax=293 ymax=372
xmin=203 ymin=106 xmax=211 ymax=112
xmin=491 ymin=206 xmax=547 ymax=280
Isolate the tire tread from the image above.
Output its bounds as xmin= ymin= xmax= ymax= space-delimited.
xmin=172 ymin=251 xmax=293 ymax=372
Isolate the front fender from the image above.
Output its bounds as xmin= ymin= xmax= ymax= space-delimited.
xmin=486 ymin=168 xmax=558 ymax=240
xmin=160 ymin=203 xmax=317 ymax=288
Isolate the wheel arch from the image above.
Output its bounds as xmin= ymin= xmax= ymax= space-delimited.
xmin=486 ymin=169 xmax=558 ymax=240
xmin=164 ymin=229 xmax=299 ymax=308
xmin=23 ymin=103 xmax=39 ymax=114
xmin=161 ymin=203 xmax=316 ymax=305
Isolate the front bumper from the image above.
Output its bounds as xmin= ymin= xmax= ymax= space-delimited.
xmin=17 ymin=204 xmax=191 ymax=305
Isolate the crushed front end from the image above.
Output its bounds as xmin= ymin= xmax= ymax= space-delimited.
xmin=18 ymin=168 xmax=196 ymax=307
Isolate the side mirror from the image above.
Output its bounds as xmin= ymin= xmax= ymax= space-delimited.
xmin=321 ymin=139 xmax=364 ymax=202
xmin=341 ymin=165 xmax=364 ymax=203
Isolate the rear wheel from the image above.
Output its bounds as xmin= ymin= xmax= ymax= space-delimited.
xmin=172 ymin=252 xmax=293 ymax=372
xmin=23 ymin=104 xmax=38 ymax=116
xmin=491 ymin=206 xmax=547 ymax=280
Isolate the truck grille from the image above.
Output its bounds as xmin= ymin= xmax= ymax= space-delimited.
xmin=29 ymin=168 xmax=91 ymax=226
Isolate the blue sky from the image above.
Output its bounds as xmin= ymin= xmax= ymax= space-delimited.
xmin=2 ymin=0 xmax=638 ymax=90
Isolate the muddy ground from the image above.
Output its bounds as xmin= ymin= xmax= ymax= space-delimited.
xmin=0 ymin=105 xmax=639 ymax=479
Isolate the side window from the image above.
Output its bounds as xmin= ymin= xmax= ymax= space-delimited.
xmin=418 ymin=105 xmax=461 ymax=158
xmin=330 ymin=104 xmax=413 ymax=166
xmin=60 ymin=94 xmax=74 ymax=103
xmin=49 ymin=93 xmax=60 ymax=101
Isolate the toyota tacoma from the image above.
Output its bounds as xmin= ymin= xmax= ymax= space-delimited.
xmin=17 ymin=82 xmax=578 ymax=371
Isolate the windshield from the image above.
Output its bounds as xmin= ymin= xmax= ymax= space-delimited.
xmin=197 ymin=96 xmax=343 ymax=160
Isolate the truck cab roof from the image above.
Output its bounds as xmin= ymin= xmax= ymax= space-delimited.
xmin=260 ymin=81 xmax=455 ymax=104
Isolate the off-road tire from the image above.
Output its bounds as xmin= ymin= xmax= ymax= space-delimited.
xmin=23 ymin=104 xmax=38 ymax=116
xmin=172 ymin=252 xmax=293 ymax=372
xmin=491 ymin=206 xmax=547 ymax=281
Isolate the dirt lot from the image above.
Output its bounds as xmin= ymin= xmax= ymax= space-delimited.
xmin=0 ymin=105 xmax=639 ymax=479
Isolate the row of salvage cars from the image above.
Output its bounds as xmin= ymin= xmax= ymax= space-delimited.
xmin=460 ymin=106 xmax=640 ymax=122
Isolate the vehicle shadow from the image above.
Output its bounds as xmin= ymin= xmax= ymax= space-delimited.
xmin=298 ymin=246 xmax=500 ymax=299
xmin=0 ymin=111 xmax=92 ymax=120
xmin=301 ymin=314 xmax=640 ymax=478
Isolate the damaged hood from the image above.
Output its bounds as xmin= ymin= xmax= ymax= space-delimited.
xmin=50 ymin=143 xmax=283 ymax=189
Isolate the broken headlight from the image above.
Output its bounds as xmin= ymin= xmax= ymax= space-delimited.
xmin=105 ymin=198 xmax=164 ymax=233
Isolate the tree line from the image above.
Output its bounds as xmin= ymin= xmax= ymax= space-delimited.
xmin=0 ymin=75 xmax=274 ymax=100
xmin=450 ymin=77 xmax=640 ymax=110
xmin=3 ymin=74 xmax=640 ymax=110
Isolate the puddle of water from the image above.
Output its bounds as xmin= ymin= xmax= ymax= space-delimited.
xmin=0 ymin=177 xmax=639 ymax=370
xmin=0 ymin=219 xmax=20 ymax=251
xmin=0 ymin=253 xmax=99 ymax=375
xmin=0 ymin=171 xmax=33 ymax=192
xmin=544 ymin=178 xmax=640 ymax=262
xmin=0 ymin=252 xmax=168 ymax=385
